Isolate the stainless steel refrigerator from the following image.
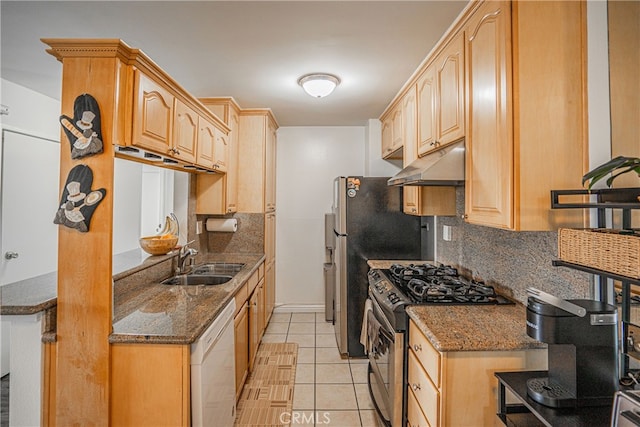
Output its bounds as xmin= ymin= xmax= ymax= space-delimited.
xmin=332 ymin=176 xmax=423 ymax=357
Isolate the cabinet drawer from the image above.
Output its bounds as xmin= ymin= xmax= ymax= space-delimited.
xmin=408 ymin=350 xmax=439 ymax=427
xmin=409 ymin=320 xmax=441 ymax=386
xmin=407 ymin=386 xmax=431 ymax=427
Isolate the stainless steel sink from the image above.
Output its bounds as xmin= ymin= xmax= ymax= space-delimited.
xmin=161 ymin=274 xmax=233 ymax=286
xmin=190 ymin=263 xmax=245 ymax=276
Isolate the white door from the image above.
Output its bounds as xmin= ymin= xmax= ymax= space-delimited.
xmin=1 ymin=129 xmax=60 ymax=285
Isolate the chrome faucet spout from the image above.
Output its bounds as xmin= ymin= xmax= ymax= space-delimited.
xmin=177 ymin=241 xmax=198 ymax=274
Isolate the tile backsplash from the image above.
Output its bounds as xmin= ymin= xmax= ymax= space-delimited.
xmin=437 ymin=188 xmax=591 ymax=305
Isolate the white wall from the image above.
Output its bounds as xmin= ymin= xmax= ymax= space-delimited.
xmin=275 ymin=123 xmax=402 ymax=308
xmin=1 ymin=79 xmax=60 ymax=139
xmin=275 ymin=126 xmax=364 ymax=307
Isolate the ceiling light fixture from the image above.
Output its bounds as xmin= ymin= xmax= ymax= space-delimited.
xmin=298 ymin=73 xmax=341 ymax=98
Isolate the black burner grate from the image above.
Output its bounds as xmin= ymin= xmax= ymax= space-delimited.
xmin=386 ymin=263 xmax=510 ymax=305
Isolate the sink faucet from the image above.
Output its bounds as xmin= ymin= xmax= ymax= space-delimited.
xmin=177 ymin=240 xmax=198 ymax=274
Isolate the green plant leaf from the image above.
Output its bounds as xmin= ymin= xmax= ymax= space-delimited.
xmin=582 ymin=156 xmax=640 ymax=189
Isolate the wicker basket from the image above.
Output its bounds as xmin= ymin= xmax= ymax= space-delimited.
xmin=558 ymin=228 xmax=640 ymax=278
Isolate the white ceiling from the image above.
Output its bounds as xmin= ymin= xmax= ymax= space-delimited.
xmin=1 ymin=1 xmax=468 ymax=126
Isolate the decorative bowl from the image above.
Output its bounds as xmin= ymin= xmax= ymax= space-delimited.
xmin=139 ymin=235 xmax=178 ymax=256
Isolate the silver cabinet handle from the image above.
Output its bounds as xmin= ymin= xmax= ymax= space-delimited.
xmin=4 ymin=251 xmax=19 ymax=260
xmin=413 ymin=344 xmax=422 ymax=352
xmin=412 ymin=383 xmax=421 ymax=391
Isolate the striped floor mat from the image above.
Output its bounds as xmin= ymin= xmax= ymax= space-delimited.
xmin=235 ymin=342 xmax=298 ymax=426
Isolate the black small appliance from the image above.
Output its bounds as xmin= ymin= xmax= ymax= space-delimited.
xmin=525 ymin=288 xmax=619 ymax=408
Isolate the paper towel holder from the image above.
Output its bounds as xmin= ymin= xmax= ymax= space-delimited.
xmin=205 ymin=217 xmax=238 ymax=233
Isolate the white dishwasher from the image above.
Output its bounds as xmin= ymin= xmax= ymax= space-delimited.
xmin=191 ymin=299 xmax=236 ymax=427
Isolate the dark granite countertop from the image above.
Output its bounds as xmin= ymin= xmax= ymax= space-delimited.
xmin=110 ymin=252 xmax=265 ymax=345
xmin=1 ymin=249 xmax=265 ymax=346
xmin=0 ymin=249 xmax=176 ymax=315
xmin=406 ymin=304 xmax=546 ymax=352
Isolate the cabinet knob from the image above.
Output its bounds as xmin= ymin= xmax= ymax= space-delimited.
xmin=462 ymin=214 xmax=468 ymax=220
xmin=413 ymin=344 xmax=422 ymax=352
xmin=4 ymin=251 xmax=19 ymax=260
xmin=412 ymin=383 xmax=421 ymax=391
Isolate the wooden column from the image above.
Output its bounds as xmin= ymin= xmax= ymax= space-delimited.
xmin=43 ymin=39 xmax=131 ymax=426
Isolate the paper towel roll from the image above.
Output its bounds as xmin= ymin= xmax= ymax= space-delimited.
xmin=206 ymin=218 xmax=238 ymax=232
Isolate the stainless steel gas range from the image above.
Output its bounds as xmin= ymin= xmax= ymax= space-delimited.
xmin=364 ymin=263 xmax=514 ymax=427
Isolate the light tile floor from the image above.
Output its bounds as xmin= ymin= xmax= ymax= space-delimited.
xmin=262 ymin=312 xmax=381 ymax=427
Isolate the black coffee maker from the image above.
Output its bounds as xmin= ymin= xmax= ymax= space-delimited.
xmin=525 ymin=287 xmax=619 ymax=408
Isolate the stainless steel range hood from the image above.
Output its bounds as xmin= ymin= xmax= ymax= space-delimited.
xmin=387 ymin=140 xmax=465 ymax=186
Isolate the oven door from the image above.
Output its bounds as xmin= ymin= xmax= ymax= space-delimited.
xmin=366 ymin=296 xmax=404 ymax=427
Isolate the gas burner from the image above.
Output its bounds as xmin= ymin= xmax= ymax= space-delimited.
xmin=380 ymin=263 xmax=513 ymax=305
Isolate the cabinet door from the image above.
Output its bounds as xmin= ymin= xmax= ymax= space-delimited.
xmin=265 ymin=121 xmax=277 ymax=212
xmin=257 ymin=281 xmax=266 ymax=340
xmin=196 ymin=116 xmax=216 ymax=169
xmin=248 ymin=289 xmax=259 ymax=371
xmin=265 ymin=212 xmax=276 ymax=265
xmin=381 ymin=117 xmax=393 ymax=158
xmin=213 ymin=127 xmax=229 ymax=173
xmin=172 ymin=99 xmax=198 ymax=163
xmin=226 ymin=108 xmax=239 ymax=213
xmin=133 ymin=72 xmax=174 ymax=154
xmin=436 ymin=32 xmax=465 ymax=146
xmin=464 ymin=0 xmax=513 ymax=229
xmin=265 ymin=261 xmax=275 ymax=325
xmin=234 ymin=302 xmax=249 ymax=402
xmin=417 ymin=65 xmax=437 ymax=156
xmin=390 ymin=107 xmax=403 ymax=152
xmin=402 ymin=87 xmax=420 ymax=215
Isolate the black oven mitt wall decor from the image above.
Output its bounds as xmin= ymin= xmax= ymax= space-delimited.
xmin=54 ymin=164 xmax=106 ymax=233
xmin=59 ymin=93 xmax=104 ymax=159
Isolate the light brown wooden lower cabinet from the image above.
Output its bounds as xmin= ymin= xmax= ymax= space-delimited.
xmin=234 ymin=301 xmax=250 ymax=402
xmin=111 ymin=343 xmax=191 ymax=426
xmin=42 ymin=342 xmax=56 ymax=427
xmin=408 ymin=319 xmax=547 ymax=427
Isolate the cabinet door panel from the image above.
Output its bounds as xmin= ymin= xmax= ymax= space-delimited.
xmin=437 ymin=33 xmax=465 ymax=146
xmin=133 ymin=72 xmax=174 ymax=153
xmin=172 ymin=100 xmax=198 ymax=163
xmin=213 ymin=128 xmax=229 ymax=173
xmin=196 ymin=116 xmax=216 ymax=168
xmin=464 ymin=1 xmax=513 ymax=229
xmin=417 ymin=66 xmax=436 ymax=156
xmin=234 ymin=302 xmax=249 ymax=401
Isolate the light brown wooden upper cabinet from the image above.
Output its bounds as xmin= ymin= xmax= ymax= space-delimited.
xmin=133 ymin=71 xmax=174 ymax=155
xmin=196 ymin=98 xmax=239 ymax=215
xmin=213 ymin=127 xmax=229 ymax=173
xmin=403 ymin=84 xmax=457 ymax=217
xmin=171 ymin=99 xmax=198 ymax=164
xmin=381 ymin=101 xmax=404 ymax=159
xmin=402 ymin=87 xmax=420 ymax=214
xmin=196 ymin=116 xmax=216 ymax=168
xmin=418 ymin=32 xmax=465 ymax=157
xmin=265 ymin=121 xmax=277 ymax=213
xmin=464 ymin=0 xmax=586 ymax=230
xmin=237 ymin=110 xmax=278 ymax=214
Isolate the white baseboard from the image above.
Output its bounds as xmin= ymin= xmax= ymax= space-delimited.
xmin=273 ymin=304 xmax=324 ymax=313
